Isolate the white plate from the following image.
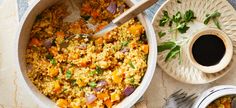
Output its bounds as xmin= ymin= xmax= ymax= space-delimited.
xmin=152 ymin=0 xmax=236 ymax=84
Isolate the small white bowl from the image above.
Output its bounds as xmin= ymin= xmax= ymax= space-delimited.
xmin=192 ymin=85 xmax=236 ymax=108
xmin=187 ymin=28 xmax=233 ymax=73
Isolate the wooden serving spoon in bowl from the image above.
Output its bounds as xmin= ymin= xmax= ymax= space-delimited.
xmin=66 ymin=0 xmax=158 ymax=38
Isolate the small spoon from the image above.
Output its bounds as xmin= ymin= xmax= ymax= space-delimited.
xmin=231 ymin=97 xmax=236 ymax=108
xmin=66 ymin=0 xmax=158 ymax=38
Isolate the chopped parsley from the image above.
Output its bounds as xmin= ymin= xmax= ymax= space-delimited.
xmin=88 ymin=82 xmax=97 ymax=88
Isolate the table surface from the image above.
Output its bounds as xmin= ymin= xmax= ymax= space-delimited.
xmin=1 ymin=0 xmax=236 ymax=108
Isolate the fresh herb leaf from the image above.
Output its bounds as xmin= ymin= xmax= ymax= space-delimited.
xmin=66 ymin=70 xmax=72 ymax=79
xmin=88 ymin=82 xmax=97 ymax=88
xmin=129 ymin=61 xmax=135 ymax=69
xmin=204 ymin=11 xmax=221 ymax=24
xmin=159 ymin=11 xmax=170 ymax=26
xmin=177 ymin=22 xmax=189 ymax=33
xmin=46 ymin=54 xmax=53 ymax=60
xmin=71 ymin=79 xmax=77 ymax=85
xmin=95 ymin=66 xmax=103 ymax=74
xmin=50 ymin=58 xmax=57 ymax=66
xmin=158 ymin=31 xmax=166 ymax=38
xmin=213 ymin=18 xmax=221 ymax=29
xmin=165 ymin=45 xmax=181 ymax=62
xmin=172 ymin=11 xmax=182 ymax=23
xmin=89 ymin=70 xmax=97 ymax=76
xmin=121 ymin=41 xmax=129 ymax=47
xmin=177 ymin=0 xmax=181 ymax=3
xmin=158 ymin=42 xmax=176 ymax=52
xmin=184 ymin=10 xmax=195 ymax=22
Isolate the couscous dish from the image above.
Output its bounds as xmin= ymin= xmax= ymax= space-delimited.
xmin=207 ymin=96 xmax=235 ymax=108
xmin=26 ymin=0 xmax=148 ymax=108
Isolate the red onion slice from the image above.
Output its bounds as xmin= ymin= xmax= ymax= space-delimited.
xmin=86 ymin=94 xmax=97 ymax=104
xmin=107 ymin=2 xmax=117 ymax=14
xmin=123 ymin=86 xmax=135 ymax=96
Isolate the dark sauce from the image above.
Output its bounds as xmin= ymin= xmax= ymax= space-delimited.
xmin=192 ymin=35 xmax=226 ymax=66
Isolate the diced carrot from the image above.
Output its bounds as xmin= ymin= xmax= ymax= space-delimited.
xmin=56 ymin=31 xmax=65 ymax=38
xmin=30 ymin=38 xmax=41 ymax=46
xmin=90 ymin=64 xmax=96 ymax=69
xmin=77 ymin=79 xmax=86 ymax=87
xmin=53 ymin=81 xmax=61 ymax=92
xmin=97 ymin=92 xmax=109 ymax=100
xmin=80 ymin=59 xmax=88 ymax=67
xmin=56 ymin=99 xmax=68 ymax=108
xmin=104 ymin=99 xmax=113 ymax=108
xmin=128 ymin=24 xmax=144 ymax=35
xmin=81 ymin=3 xmax=92 ymax=13
xmin=49 ymin=46 xmax=58 ymax=56
xmin=91 ymin=10 xmax=99 ymax=18
xmin=87 ymin=101 xmax=97 ymax=108
xmin=48 ymin=67 xmax=59 ymax=77
xmin=111 ymin=92 xmax=120 ymax=102
xmin=112 ymin=70 xmax=122 ymax=83
xmin=95 ymin=37 xmax=103 ymax=45
xmin=141 ymin=44 xmax=149 ymax=54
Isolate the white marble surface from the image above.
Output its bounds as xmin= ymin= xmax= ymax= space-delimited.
xmin=1 ymin=0 xmax=236 ymax=108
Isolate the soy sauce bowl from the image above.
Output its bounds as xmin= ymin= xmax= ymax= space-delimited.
xmin=187 ymin=28 xmax=233 ymax=73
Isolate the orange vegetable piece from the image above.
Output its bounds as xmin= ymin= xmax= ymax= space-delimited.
xmin=53 ymin=81 xmax=61 ymax=92
xmin=48 ymin=67 xmax=59 ymax=77
xmin=77 ymin=79 xmax=86 ymax=87
xmin=95 ymin=37 xmax=103 ymax=45
xmin=111 ymin=92 xmax=120 ymax=102
xmin=80 ymin=59 xmax=88 ymax=67
xmin=112 ymin=70 xmax=122 ymax=83
xmin=30 ymin=38 xmax=41 ymax=46
xmin=104 ymin=99 xmax=113 ymax=108
xmin=97 ymin=92 xmax=109 ymax=100
xmin=87 ymin=101 xmax=97 ymax=108
xmin=56 ymin=99 xmax=69 ymax=108
xmin=91 ymin=10 xmax=99 ymax=18
xmin=56 ymin=31 xmax=65 ymax=38
xmin=141 ymin=44 xmax=149 ymax=54
xmin=128 ymin=24 xmax=144 ymax=35
xmin=81 ymin=3 xmax=92 ymax=13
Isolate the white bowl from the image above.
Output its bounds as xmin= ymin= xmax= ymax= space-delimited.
xmin=192 ymin=85 xmax=236 ymax=108
xmin=15 ymin=0 xmax=157 ymax=108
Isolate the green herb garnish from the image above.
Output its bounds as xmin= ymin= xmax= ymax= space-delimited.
xmin=46 ymin=54 xmax=53 ymax=60
xmin=129 ymin=61 xmax=135 ymax=69
xmin=121 ymin=41 xmax=129 ymax=47
xmin=165 ymin=45 xmax=181 ymax=62
xmin=88 ymin=82 xmax=97 ymax=88
xmin=158 ymin=42 xmax=176 ymax=52
xmin=50 ymin=58 xmax=57 ymax=66
xmin=158 ymin=31 xmax=166 ymax=38
xmin=177 ymin=22 xmax=189 ymax=33
xmin=66 ymin=70 xmax=72 ymax=79
xmin=89 ymin=70 xmax=97 ymax=76
xmin=204 ymin=11 xmax=221 ymax=29
xmin=160 ymin=11 xmax=170 ymax=26
xmin=172 ymin=12 xmax=182 ymax=23
xmin=184 ymin=10 xmax=195 ymax=22
xmin=95 ymin=66 xmax=103 ymax=74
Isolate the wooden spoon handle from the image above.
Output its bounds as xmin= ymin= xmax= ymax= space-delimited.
xmin=112 ymin=0 xmax=158 ymax=26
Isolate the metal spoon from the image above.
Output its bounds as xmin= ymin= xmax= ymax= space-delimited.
xmin=66 ymin=0 xmax=158 ymax=38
